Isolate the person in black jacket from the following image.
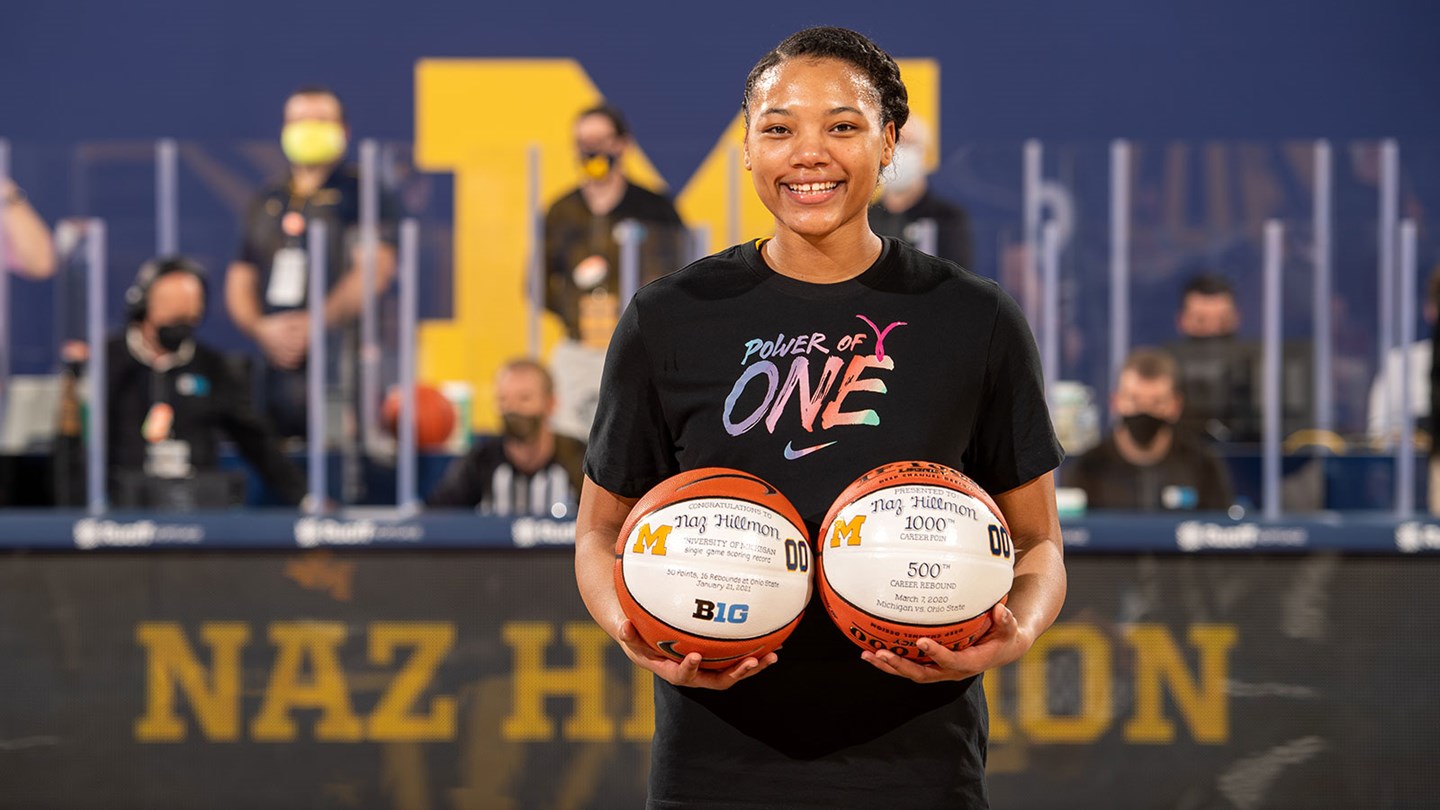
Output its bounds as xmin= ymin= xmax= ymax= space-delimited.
xmin=1065 ymin=347 xmax=1233 ymax=511
xmin=543 ymin=103 xmax=687 ymax=348
xmin=103 ymin=256 xmax=307 ymax=508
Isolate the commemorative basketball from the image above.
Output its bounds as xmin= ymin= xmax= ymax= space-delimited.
xmin=818 ymin=461 xmax=1014 ymax=663
xmin=614 ymin=467 xmax=813 ymax=670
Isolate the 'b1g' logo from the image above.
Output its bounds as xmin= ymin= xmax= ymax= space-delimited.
xmin=692 ymin=599 xmax=749 ymax=623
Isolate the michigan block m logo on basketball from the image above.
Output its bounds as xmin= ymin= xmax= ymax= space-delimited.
xmin=632 ymin=523 xmax=672 ymax=555
xmin=829 ymin=515 xmax=867 ymax=547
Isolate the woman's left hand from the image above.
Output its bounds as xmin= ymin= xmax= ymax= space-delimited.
xmin=860 ymin=602 xmax=1033 ymax=683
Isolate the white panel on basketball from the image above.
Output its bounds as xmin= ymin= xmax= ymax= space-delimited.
xmin=621 ymin=498 xmax=812 ymax=640
xmin=823 ymin=484 xmax=1012 ymax=625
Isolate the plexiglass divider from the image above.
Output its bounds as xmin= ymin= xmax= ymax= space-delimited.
xmin=726 ymin=145 xmax=742 ymax=246
xmin=1021 ymin=139 xmax=1043 ymax=329
xmin=397 ymin=219 xmax=420 ymax=512
xmin=615 ymin=219 xmax=642 ymax=306
xmin=1397 ymin=219 xmax=1418 ymax=516
xmin=1040 ymin=219 xmax=1061 ymax=404
xmin=527 ymin=143 xmax=543 ymax=359
xmin=1311 ymin=140 xmax=1334 ymax=434
xmin=1262 ymin=220 xmax=1284 ymax=519
xmin=305 ymin=220 xmax=327 ymax=514
xmin=1108 ymin=139 xmax=1132 ymax=387
xmin=84 ymin=219 xmax=107 ymax=513
xmin=358 ymin=138 xmax=382 ymax=457
xmin=154 ymin=138 xmax=178 ymax=256
xmin=1378 ymin=139 xmax=1399 ymax=426
xmin=0 ymin=138 xmax=10 ymax=437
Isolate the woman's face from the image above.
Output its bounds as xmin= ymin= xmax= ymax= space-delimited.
xmin=745 ymin=57 xmax=895 ymax=242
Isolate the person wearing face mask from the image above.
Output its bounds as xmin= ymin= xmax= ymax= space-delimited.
xmin=543 ymin=103 xmax=687 ymax=445
xmin=542 ymin=103 xmax=686 ymax=348
xmin=94 ymin=257 xmax=308 ymax=508
xmin=867 ymin=115 xmax=973 ymax=269
xmin=424 ymin=359 xmax=584 ymax=516
xmin=1065 ymin=347 xmax=1233 ymax=511
xmin=225 ymin=85 xmax=401 ymax=439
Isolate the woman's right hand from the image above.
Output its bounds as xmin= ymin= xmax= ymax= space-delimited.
xmin=576 ymin=478 xmax=776 ymax=689
xmin=616 ymin=619 xmax=778 ymax=690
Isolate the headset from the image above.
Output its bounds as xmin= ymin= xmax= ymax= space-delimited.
xmin=124 ymin=255 xmax=209 ymax=323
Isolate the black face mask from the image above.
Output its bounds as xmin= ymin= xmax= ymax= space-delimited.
xmin=501 ymin=412 xmax=544 ymax=442
xmin=1122 ymin=413 xmax=1169 ymax=447
xmin=155 ymin=323 xmax=195 ymax=352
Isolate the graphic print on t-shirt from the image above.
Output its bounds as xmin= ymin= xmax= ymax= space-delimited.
xmin=722 ymin=313 xmax=907 ymax=460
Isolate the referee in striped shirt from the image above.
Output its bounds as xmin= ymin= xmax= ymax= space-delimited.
xmin=425 ymin=359 xmax=585 ymax=517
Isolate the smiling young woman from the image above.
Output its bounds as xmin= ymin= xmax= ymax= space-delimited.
xmin=574 ymin=25 xmax=1067 ymax=810
xmin=742 ymin=53 xmax=898 ymax=281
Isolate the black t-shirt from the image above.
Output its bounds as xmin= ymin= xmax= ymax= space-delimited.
xmin=235 ymin=163 xmax=400 ymax=315
xmin=105 ymin=333 xmax=307 ymax=505
xmin=1064 ymin=431 xmax=1233 ymax=511
xmin=543 ymin=180 xmax=686 ymax=340
xmin=425 ymin=434 xmax=585 ymax=516
xmin=585 ymin=237 xmax=1062 ymax=809
xmin=868 ymin=188 xmax=974 ymax=270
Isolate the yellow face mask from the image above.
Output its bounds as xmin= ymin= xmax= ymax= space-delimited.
xmin=282 ymin=120 xmax=347 ymax=167
xmin=580 ymin=151 xmax=617 ymax=182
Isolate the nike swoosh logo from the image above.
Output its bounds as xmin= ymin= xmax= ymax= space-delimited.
xmin=783 ymin=440 xmax=837 ymax=460
xmin=656 ymin=640 xmax=764 ymax=664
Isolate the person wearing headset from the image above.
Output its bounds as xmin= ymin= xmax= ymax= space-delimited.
xmin=96 ymin=256 xmax=308 ymax=508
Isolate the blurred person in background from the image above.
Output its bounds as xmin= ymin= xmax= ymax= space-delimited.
xmin=1175 ymin=271 xmax=1241 ymax=340
xmin=1166 ymin=272 xmax=1261 ymax=442
xmin=543 ymin=103 xmax=686 ymax=347
xmin=3 ymin=177 xmax=56 ymax=279
xmin=867 ymin=115 xmax=972 ymax=269
xmin=1065 ymin=347 xmax=1233 ymax=511
xmin=225 ymin=85 xmax=400 ymax=438
xmin=85 ymin=257 xmax=307 ymax=509
xmin=425 ymin=359 xmax=583 ymax=516
xmin=544 ymin=104 xmax=687 ymax=444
